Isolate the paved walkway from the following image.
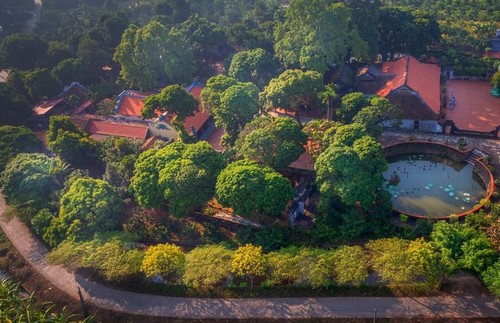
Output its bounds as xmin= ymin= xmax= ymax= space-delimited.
xmin=0 ymin=194 xmax=499 ymax=319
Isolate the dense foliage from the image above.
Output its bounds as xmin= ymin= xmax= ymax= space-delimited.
xmin=0 ymin=126 xmax=40 ymax=172
xmin=235 ymin=116 xmax=307 ymax=170
xmin=0 ymin=153 xmax=68 ymax=205
xmin=216 ymin=159 xmax=293 ymax=218
xmin=0 ymin=278 xmax=90 ymax=323
xmin=44 ymin=178 xmax=123 ymax=246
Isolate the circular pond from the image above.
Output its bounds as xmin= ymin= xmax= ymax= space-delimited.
xmin=384 ymin=154 xmax=487 ymax=217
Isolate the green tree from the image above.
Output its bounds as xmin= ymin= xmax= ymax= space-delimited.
xmin=302 ymin=119 xmax=342 ymax=158
xmin=491 ymin=71 xmax=500 ymax=89
xmin=86 ymin=239 xmax=144 ymax=282
xmin=482 ymin=261 xmax=500 ymax=296
xmin=44 ymin=178 xmax=123 ymax=246
xmin=315 ymin=128 xmax=387 ymax=210
xmin=31 ymin=208 xmax=54 ymax=237
xmin=0 ymin=126 xmax=40 ymax=172
xmin=215 ymin=82 xmax=260 ymax=146
xmin=216 ymin=160 xmax=293 ymax=218
xmin=0 ymin=33 xmax=48 ymax=70
xmin=352 ymin=96 xmax=403 ymax=137
xmin=200 ymin=75 xmax=238 ymax=113
xmin=337 ymin=92 xmax=369 ymax=124
xmin=155 ymin=0 xmax=190 ymax=24
xmin=52 ymin=58 xmax=95 ymax=85
xmin=228 ymin=48 xmax=279 ymax=89
xmin=406 ymin=238 xmax=447 ymax=288
xmin=113 ymin=21 xmax=195 ymax=90
xmin=142 ymin=84 xmax=198 ymax=140
xmin=260 ymin=69 xmax=323 ymax=120
xmin=274 ymin=0 xmax=351 ymax=73
xmin=236 ymin=116 xmax=307 ymax=169
xmin=130 ymin=141 xmax=225 ymax=214
xmin=345 ymin=0 xmax=381 ymax=59
xmin=178 ymin=15 xmax=227 ymax=63
xmin=378 ymin=7 xmax=440 ymax=60
xmin=23 ymin=68 xmax=61 ymax=101
xmin=431 ymin=222 xmax=496 ymax=273
xmin=99 ymin=137 xmax=142 ymax=197
xmin=183 ymin=245 xmax=234 ymax=288
xmin=129 ymin=142 xmax=186 ymax=208
xmin=0 ymin=84 xmax=32 ymax=126
xmin=141 ymin=243 xmax=185 ymax=281
xmin=231 ymin=244 xmax=266 ymax=288
xmin=330 ymin=245 xmax=369 ymax=285
xmin=46 ymin=116 xmax=97 ymax=164
xmin=366 ymin=238 xmax=413 ymax=286
xmin=0 ymin=153 xmax=69 ymax=205
xmin=159 ymin=142 xmax=225 ymax=217
xmin=265 ymin=247 xmax=323 ymax=287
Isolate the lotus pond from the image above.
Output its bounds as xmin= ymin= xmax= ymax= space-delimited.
xmin=383 ymin=154 xmax=487 ymax=217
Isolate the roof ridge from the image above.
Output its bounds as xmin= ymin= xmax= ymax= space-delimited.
xmin=404 ymin=55 xmax=410 ymax=86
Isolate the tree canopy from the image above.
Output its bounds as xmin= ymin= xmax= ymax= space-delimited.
xmin=0 ymin=126 xmax=40 ymax=172
xmin=130 ymin=141 xmax=225 ymax=215
xmin=44 ymin=178 xmax=123 ymax=246
xmin=260 ymin=69 xmax=324 ymax=116
xmin=0 ymin=33 xmax=48 ymax=70
xmin=315 ymin=124 xmax=387 ymax=210
xmin=228 ymin=48 xmax=279 ymax=89
xmin=0 ymin=84 xmax=32 ymax=126
xmin=46 ymin=115 xmax=97 ymax=164
xmin=141 ymin=243 xmax=185 ymax=281
xmin=236 ymin=116 xmax=307 ymax=170
xmin=113 ymin=20 xmax=195 ymax=90
xmin=274 ymin=0 xmax=352 ymax=74
xmin=231 ymin=244 xmax=266 ymax=288
xmin=0 ymin=153 xmax=69 ymax=205
xmin=142 ymin=84 xmax=199 ymax=140
xmin=182 ymin=244 xmax=234 ymax=288
xmin=216 ymin=159 xmax=293 ymax=218
xmin=201 ymin=75 xmax=260 ymax=146
xmin=158 ymin=141 xmax=226 ymax=216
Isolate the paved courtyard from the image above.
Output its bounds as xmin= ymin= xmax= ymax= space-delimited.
xmin=444 ymin=80 xmax=500 ymax=133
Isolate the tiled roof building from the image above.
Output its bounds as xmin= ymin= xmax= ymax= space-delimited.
xmin=358 ymin=55 xmax=442 ymax=132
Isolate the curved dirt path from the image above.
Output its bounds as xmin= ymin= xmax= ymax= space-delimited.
xmin=0 ymin=194 xmax=499 ymax=320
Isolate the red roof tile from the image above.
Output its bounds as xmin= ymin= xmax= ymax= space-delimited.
xmin=86 ymin=120 xmax=149 ymax=140
xmin=72 ymin=100 xmax=94 ymax=115
xmin=115 ymin=83 xmax=210 ymax=133
xmin=69 ymin=116 xmax=90 ymax=131
xmin=288 ymin=150 xmax=314 ymax=171
xmin=33 ymin=98 xmax=65 ymax=116
xmin=116 ymin=96 xmax=147 ymax=117
xmin=205 ymin=127 xmax=225 ymax=151
xmin=377 ymin=56 xmax=441 ymax=115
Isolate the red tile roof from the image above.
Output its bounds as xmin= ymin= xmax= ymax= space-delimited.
xmin=486 ymin=51 xmax=500 ymax=59
xmin=377 ymin=56 xmax=441 ymax=115
xmin=205 ymin=127 xmax=225 ymax=152
xmin=72 ymin=100 xmax=94 ymax=115
xmin=182 ymin=81 xmax=211 ymax=133
xmin=69 ymin=116 xmax=90 ymax=131
xmin=114 ymin=82 xmax=211 ymax=134
xmin=116 ymin=94 xmax=149 ymax=117
xmin=33 ymin=98 xmax=65 ymax=116
xmin=288 ymin=150 xmax=314 ymax=171
xmin=86 ymin=120 xmax=149 ymax=140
